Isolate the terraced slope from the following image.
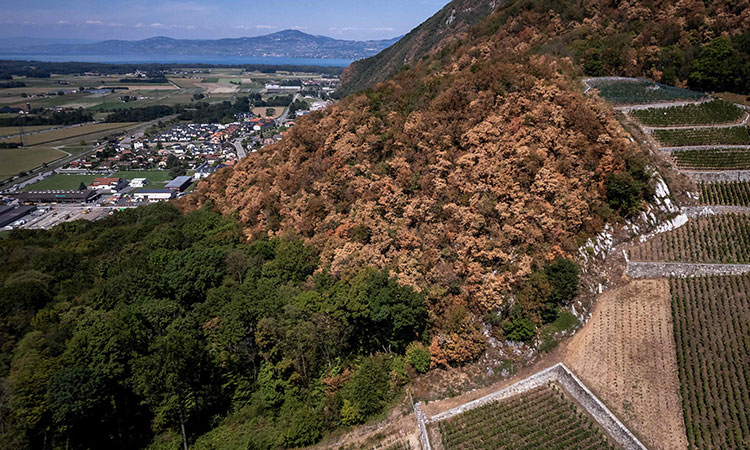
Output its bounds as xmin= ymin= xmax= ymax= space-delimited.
xmin=630 ymin=99 xmax=745 ymax=126
xmin=436 ymin=384 xmax=619 ymax=450
xmin=629 ymin=214 xmax=750 ymax=263
xmin=700 ymin=182 xmax=750 ymax=206
xmin=672 ymin=148 xmax=750 ymax=170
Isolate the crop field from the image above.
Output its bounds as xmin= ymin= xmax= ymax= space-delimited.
xmin=670 ymin=275 xmax=750 ymax=449
xmin=435 ymin=384 xmax=617 ymax=450
xmin=652 ymin=126 xmax=750 ymax=147
xmin=0 ymin=147 xmax=67 ymax=179
xmin=0 ymin=122 xmax=134 ymax=146
xmin=0 ymin=125 xmax=58 ymax=137
xmin=629 ymin=213 xmax=750 ymax=263
xmin=565 ymin=280 xmax=687 ymax=449
xmin=630 ymin=99 xmax=745 ymax=126
xmin=22 ymin=174 xmax=99 ymax=191
xmin=699 ymin=181 xmax=750 ymax=206
xmin=587 ymin=79 xmax=705 ymax=105
xmin=672 ymin=148 xmax=750 ymax=169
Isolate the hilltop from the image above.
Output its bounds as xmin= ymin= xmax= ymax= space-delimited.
xmin=336 ymin=0 xmax=502 ymax=96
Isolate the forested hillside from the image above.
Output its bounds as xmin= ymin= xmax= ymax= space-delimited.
xmin=340 ymin=0 xmax=750 ymax=95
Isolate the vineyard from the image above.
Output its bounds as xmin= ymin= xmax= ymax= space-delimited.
xmin=587 ymin=78 xmax=705 ymax=105
xmin=652 ymin=126 xmax=750 ymax=147
xmin=629 ymin=213 xmax=750 ymax=263
xmin=436 ymin=384 xmax=618 ymax=450
xmin=630 ymin=99 xmax=745 ymax=126
xmin=699 ymin=182 xmax=750 ymax=206
xmin=670 ymin=276 xmax=750 ymax=449
xmin=672 ymin=148 xmax=750 ymax=170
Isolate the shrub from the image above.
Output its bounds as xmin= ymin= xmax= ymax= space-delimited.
xmin=405 ymin=342 xmax=431 ymax=374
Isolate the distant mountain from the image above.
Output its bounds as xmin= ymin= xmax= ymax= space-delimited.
xmin=0 ymin=30 xmax=401 ymax=60
xmin=336 ymin=0 xmax=503 ymax=96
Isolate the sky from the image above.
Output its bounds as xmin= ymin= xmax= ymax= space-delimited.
xmin=0 ymin=0 xmax=450 ymax=42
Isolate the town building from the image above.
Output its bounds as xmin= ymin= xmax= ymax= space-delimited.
xmin=130 ymin=178 xmax=148 ymax=188
xmin=90 ymin=177 xmax=128 ymax=191
xmin=0 ymin=205 xmax=37 ymax=228
xmin=165 ymin=176 xmax=193 ymax=192
xmin=16 ymin=190 xmax=99 ymax=204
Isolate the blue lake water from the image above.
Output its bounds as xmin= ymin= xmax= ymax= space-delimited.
xmin=0 ymin=54 xmax=353 ymax=66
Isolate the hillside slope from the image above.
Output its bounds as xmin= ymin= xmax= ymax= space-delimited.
xmin=336 ymin=0 xmax=503 ymax=96
xmin=184 ymin=0 xmax=661 ymax=365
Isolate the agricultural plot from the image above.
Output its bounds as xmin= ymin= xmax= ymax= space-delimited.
xmin=670 ymin=276 xmax=750 ymax=450
xmin=630 ymin=99 xmax=745 ymax=126
xmin=565 ymin=280 xmax=687 ymax=450
xmin=652 ymin=126 xmax=750 ymax=147
xmin=672 ymin=148 xmax=750 ymax=170
xmin=436 ymin=384 xmax=618 ymax=450
xmin=629 ymin=213 xmax=750 ymax=263
xmin=0 ymin=122 xmax=134 ymax=147
xmin=699 ymin=181 xmax=750 ymax=206
xmin=0 ymin=125 xmax=58 ymax=137
xmin=587 ymin=78 xmax=705 ymax=105
xmin=0 ymin=147 xmax=67 ymax=179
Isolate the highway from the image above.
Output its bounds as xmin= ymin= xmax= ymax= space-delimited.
xmin=233 ymin=138 xmax=247 ymax=159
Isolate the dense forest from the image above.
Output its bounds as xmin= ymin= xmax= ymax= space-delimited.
xmin=0 ymin=204 xmax=431 ymax=449
xmin=104 ymin=105 xmax=176 ymax=123
xmin=341 ymin=0 xmax=750 ymax=95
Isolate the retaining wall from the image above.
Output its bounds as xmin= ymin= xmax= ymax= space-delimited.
xmin=627 ymin=261 xmax=750 ymax=278
xmin=420 ymin=363 xmax=646 ymax=450
xmin=682 ymin=170 xmax=750 ymax=183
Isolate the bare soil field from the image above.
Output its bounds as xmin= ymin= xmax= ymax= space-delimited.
xmin=565 ymin=279 xmax=687 ymax=450
xmin=252 ymin=107 xmax=283 ymax=118
xmin=196 ymin=82 xmax=238 ymax=94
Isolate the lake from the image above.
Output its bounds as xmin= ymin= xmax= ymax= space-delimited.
xmin=0 ymin=54 xmax=354 ymax=66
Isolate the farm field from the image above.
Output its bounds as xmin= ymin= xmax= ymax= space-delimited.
xmin=0 ymin=125 xmax=58 ymax=137
xmin=672 ymin=148 xmax=750 ymax=169
xmin=0 ymin=122 xmax=134 ymax=146
xmin=629 ymin=213 xmax=750 ymax=263
xmin=587 ymin=78 xmax=705 ymax=105
xmin=22 ymin=174 xmax=99 ymax=191
xmin=565 ymin=280 xmax=687 ymax=450
xmin=670 ymin=276 xmax=750 ymax=449
xmin=699 ymin=181 xmax=750 ymax=206
xmin=0 ymin=147 xmax=67 ymax=179
xmin=652 ymin=126 xmax=750 ymax=147
xmin=434 ymin=384 xmax=618 ymax=450
xmin=630 ymin=99 xmax=745 ymax=126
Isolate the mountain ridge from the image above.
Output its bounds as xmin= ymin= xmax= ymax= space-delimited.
xmin=0 ymin=30 xmax=402 ymax=60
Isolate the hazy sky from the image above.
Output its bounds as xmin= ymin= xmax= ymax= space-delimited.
xmin=0 ymin=0 xmax=450 ymax=41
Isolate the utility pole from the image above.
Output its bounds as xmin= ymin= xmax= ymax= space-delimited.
xmin=19 ymin=125 xmax=25 ymax=148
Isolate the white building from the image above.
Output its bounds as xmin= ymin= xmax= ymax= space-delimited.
xmin=133 ymin=189 xmax=174 ymax=202
xmin=130 ymin=178 xmax=148 ymax=188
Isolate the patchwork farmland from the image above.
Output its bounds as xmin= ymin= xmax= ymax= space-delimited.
xmin=672 ymin=148 xmax=750 ymax=170
xmin=699 ymin=181 xmax=750 ymax=206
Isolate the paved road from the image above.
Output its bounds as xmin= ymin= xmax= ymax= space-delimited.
xmin=278 ymin=93 xmax=301 ymax=123
xmin=233 ymin=138 xmax=247 ymax=159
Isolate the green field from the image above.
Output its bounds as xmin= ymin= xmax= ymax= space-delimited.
xmin=0 ymin=147 xmax=67 ymax=179
xmin=113 ymin=170 xmax=172 ymax=184
xmin=588 ymin=78 xmax=705 ymax=105
xmin=631 ymin=99 xmax=745 ymax=126
xmin=23 ymin=174 xmax=99 ymax=191
xmin=672 ymin=148 xmax=750 ymax=169
xmin=653 ymin=126 xmax=750 ymax=147
xmin=0 ymin=122 xmax=135 ymax=146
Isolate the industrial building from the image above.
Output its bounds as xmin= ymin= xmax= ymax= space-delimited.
xmin=133 ymin=189 xmax=174 ymax=202
xmin=165 ymin=176 xmax=193 ymax=192
xmin=90 ymin=177 xmax=128 ymax=191
xmin=130 ymin=178 xmax=148 ymax=188
xmin=15 ymin=190 xmax=99 ymax=204
xmin=0 ymin=205 xmax=37 ymax=227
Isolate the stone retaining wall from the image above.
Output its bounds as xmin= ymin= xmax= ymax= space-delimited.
xmin=682 ymin=206 xmax=750 ymax=217
xmin=658 ymin=145 xmax=750 ymax=153
xmin=419 ymin=363 xmax=646 ymax=450
xmin=627 ymin=261 xmax=750 ymax=278
xmin=682 ymin=170 xmax=750 ymax=183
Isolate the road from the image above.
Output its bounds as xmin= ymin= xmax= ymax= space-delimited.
xmin=278 ymin=93 xmax=301 ymax=123
xmin=233 ymin=138 xmax=247 ymax=159
xmin=0 ymin=121 xmax=97 ymax=141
